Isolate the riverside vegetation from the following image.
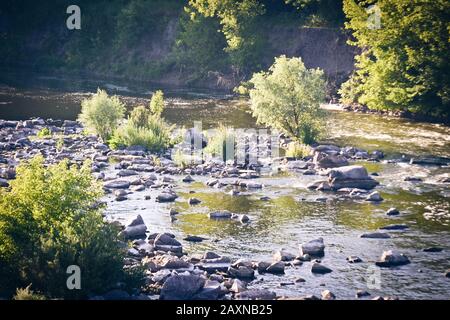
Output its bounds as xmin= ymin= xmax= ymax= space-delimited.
xmin=0 ymin=0 xmax=449 ymax=301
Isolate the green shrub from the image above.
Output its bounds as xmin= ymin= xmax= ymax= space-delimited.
xmin=204 ymin=125 xmax=236 ymax=162
xmin=248 ymin=56 xmax=326 ymax=145
xmin=78 ymin=89 xmax=125 ymax=142
xmin=285 ymin=142 xmax=312 ymax=159
xmin=36 ymin=127 xmax=52 ymax=138
xmin=0 ymin=156 xmax=143 ymax=299
xmin=109 ymin=116 xmax=174 ymax=152
xmin=129 ymin=105 xmax=151 ymax=128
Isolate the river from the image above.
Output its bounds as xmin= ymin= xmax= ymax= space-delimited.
xmin=1 ymin=72 xmax=449 ymax=299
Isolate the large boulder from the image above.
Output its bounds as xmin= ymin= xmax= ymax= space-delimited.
xmin=327 ymin=165 xmax=379 ymax=190
xmin=160 ymin=275 xmax=206 ymax=300
xmin=313 ymin=152 xmax=349 ymax=169
xmin=300 ymin=238 xmax=325 ymax=257
xmin=375 ymin=250 xmax=410 ymax=267
xmin=119 ymin=215 xmax=147 ymax=239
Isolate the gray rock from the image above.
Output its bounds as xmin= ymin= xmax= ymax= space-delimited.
xmin=445 ymin=270 xmax=450 ymax=278
xmin=347 ymin=255 xmax=363 ymax=263
xmin=239 ymin=214 xmax=250 ymax=223
xmin=328 ymin=165 xmax=379 ymax=190
xmin=379 ymin=224 xmax=409 ymax=230
xmin=156 ymin=191 xmax=178 ymax=203
xmin=273 ymin=249 xmax=296 ymax=262
xmin=375 ymin=250 xmax=411 ymax=267
xmin=386 ymin=208 xmax=400 ymax=216
xmin=192 ymin=280 xmax=223 ymax=300
xmin=208 ymin=210 xmax=232 ymax=219
xmin=203 ymin=251 xmax=221 ymax=260
xmin=117 ymin=169 xmax=138 ymax=177
xmin=104 ymin=180 xmax=130 ymax=189
xmin=321 ymin=290 xmax=336 ymax=300
xmin=183 ymin=235 xmax=207 ymax=242
xmin=356 ymin=290 xmax=371 ymax=298
xmin=366 ymin=191 xmax=383 ymax=202
xmin=422 ymin=247 xmax=443 ymax=252
xmin=314 ymin=152 xmax=349 ymax=168
xmin=266 ymin=261 xmax=285 ymax=274
xmin=230 ymin=279 xmax=246 ymax=293
xmin=160 ymin=275 xmax=205 ymax=300
xmin=311 ymin=262 xmax=333 ymax=274
xmin=189 ymin=197 xmax=201 ymax=205
xmin=182 ymin=175 xmax=194 ymax=183
xmin=360 ymin=232 xmax=391 ymax=239
xmin=404 ymin=176 xmax=423 ymax=182
xmin=300 ymin=238 xmax=325 ymax=257
xmin=154 ymin=233 xmax=182 ymax=247
xmin=119 ymin=215 xmax=147 ymax=239
xmin=0 ymin=178 xmax=9 ymax=188
xmin=228 ymin=266 xmax=255 ymax=279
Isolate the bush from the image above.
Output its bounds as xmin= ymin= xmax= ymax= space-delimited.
xmin=0 ymin=156 xmax=143 ymax=299
xmin=36 ymin=127 xmax=52 ymax=138
xmin=109 ymin=91 xmax=174 ymax=152
xmin=204 ymin=125 xmax=236 ymax=162
xmin=149 ymin=90 xmax=164 ymax=116
xmin=78 ymin=89 xmax=125 ymax=142
xmin=248 ymin=55 xmax=326 ymax=145
xmin=109 ymin=116 xmax=174 ymax=152
xmin=285 ymin=142 xmax=312 ymax=159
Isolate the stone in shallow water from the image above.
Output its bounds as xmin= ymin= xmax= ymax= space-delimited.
xmin=445 ymin=270 xmax=450 ymax=278
xmin=228 ymin=266 xmax=255 ymax=279
xmin=356 ymin=290 xmax=371 ymax=298
xmin=119 ymin=215 xmax=147 ymax=239
xmin=265 ymin=261 xmax=285 ymax=274
xmin=273 ymin=249 xmax=296 ymax=262
xmin=422 ymin=247 xmax=443 ymax=252
xmin=183 ymin=235 xmax=207 ymax=242
xmin=104 ymin=180 xmax=130 ymax=189
xmin=182 ymin=175 xmax=194 ymax=183
xmin=375 ymin=250 xmax=410 ymax=267
xmin=366 ymin=191 xmax=383 ymax=202
xmin=347 ymin=255 xmax=363 ymax=263
xmin=321 ymin=290 xmax=336 ymax=300
xmin=156 ymin=191 xmax=178 ymax=202
xmin=189 ymin=197 xmax=201 ymax=205
xmin=300 ymin=238 xmax=325 ymax=257
xmin=386 ymin=208 xmax=400 ymax=216
xmin=311 ymin=262 xmax=332 ymax=274
xmin=208 ymin=210 xmax=232 ymax=219
xmin=379 ymin=224 xmax=409 ymax=230
xmin=160 ymin=275 xmax=205 ymax=300
xmin=360 ymin=232 xmax=391 ymax=239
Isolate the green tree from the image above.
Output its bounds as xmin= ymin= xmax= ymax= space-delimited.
xmin=340 ymin=0 xmax=450 ymax=117
xmin=248 ymin=56 xmax=326 ymax=144
xmin=78 ymin=89 xmax=125 ymax=141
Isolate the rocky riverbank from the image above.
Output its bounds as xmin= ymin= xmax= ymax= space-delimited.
xmin=1 ymin=118 xmax=450 ymax=300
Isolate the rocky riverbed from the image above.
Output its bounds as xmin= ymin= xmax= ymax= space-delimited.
xmin=1 ymin=118 xmax=450 ymax=300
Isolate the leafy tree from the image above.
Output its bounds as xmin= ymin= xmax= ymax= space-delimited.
xmin=78 ymin=89 xmax=125 ymax=141
xmin=188 ymin=0 xmax=266 ymax=75
xmin=172 ymin=9 xmax=229 ymax=80
xmin=0 ymin=156 xmax=142 ymax=299
xmin=340 ymin=0 xmax=450 ymax=117
xmin=248 ymin=56 xmax=326 ymax=144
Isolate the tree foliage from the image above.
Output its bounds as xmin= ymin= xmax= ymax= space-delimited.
xmin=249 ymin=56 xmax=326 ymax=144
xmin=340 ymin=0 xmax=450 ymax=117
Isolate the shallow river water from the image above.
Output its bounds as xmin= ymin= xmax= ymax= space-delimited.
xmin=1 ymin=72 xmax=449 ymax=299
